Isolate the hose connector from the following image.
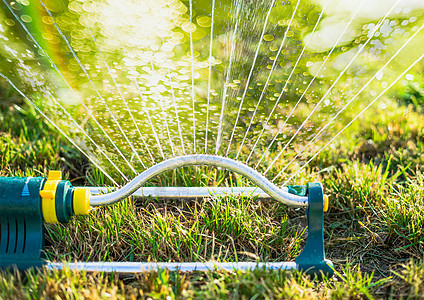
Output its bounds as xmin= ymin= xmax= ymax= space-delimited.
xmin=73 ymin=187 xmax=91 ymax=216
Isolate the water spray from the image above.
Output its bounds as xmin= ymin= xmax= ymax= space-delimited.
xmin=0 ymin=154 xmax=333 ymax=277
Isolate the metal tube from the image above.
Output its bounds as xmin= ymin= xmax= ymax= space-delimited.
xmin=47 ymin=261 xmax=298 ymax=272
xmin=88 ymin=186 xmax=274 ymax=199
xmin=89 ymin=155 xmax=308 ymax=208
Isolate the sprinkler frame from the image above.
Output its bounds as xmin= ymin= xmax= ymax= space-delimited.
xmin=0 ymin=155 xmax=333 ymax=277
xmin=90 ymin=155 xmax=310 ymax=207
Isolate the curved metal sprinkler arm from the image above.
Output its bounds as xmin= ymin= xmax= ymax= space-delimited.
xmin=90 ymin=154 xmax=308 ymax=208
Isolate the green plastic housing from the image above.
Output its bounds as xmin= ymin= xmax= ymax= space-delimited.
xmin=0 ymin=177 xmax=45 ymax=269
xmin=0 ymin=176 xmax=77 ymax=269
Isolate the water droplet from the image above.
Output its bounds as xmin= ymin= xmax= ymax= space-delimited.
xmin=277 ymin=20 xmax=286 ymax=26
xmin=20 ymin=14 xmax=32 ymax=23
xmin=5 ymin=19 xmax=15 ymax=26
xmin=263 ymin=34 xmax=274 ymax=41
xmin=197 ymin=16 xmax=211 ymax=27
xmin=10 ymin=2 xmax=22 ymax=10
xmin=182 ymin=22 xmax=196 ymax=33
xmin=405 ymin=74 xmax=414 ymax=81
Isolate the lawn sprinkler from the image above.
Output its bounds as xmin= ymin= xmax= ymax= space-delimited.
xmin=0 ymin=154 xmax=333 ymax=277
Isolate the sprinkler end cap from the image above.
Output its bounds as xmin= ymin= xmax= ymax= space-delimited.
xmin=73 ymin=188 xmax=91 ymax=215
xmin=323 ymin=194 xmax=329 ymax=212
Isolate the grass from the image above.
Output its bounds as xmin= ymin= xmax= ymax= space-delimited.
xmin=1 ymin=86 xmax=424 ymax=299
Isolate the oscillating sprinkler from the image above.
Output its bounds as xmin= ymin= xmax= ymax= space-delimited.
xmin=0 ymin=155 xmax=333 ymax=277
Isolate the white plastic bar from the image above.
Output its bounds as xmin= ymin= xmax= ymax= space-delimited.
xmin=88 ymin=186 xmax=274 ymax=199
xmin=47 ymin=261 xmax=297 ymax=272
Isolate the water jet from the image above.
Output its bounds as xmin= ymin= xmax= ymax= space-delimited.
xmin=1 ymin=0 xmax=423 ymax=284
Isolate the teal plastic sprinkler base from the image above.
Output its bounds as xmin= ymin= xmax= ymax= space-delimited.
xmin=0 ymin=176 xmax=46 ymax=270
xmin=0 ymin=174 xmax=333 ymax=278
xmin=0 ymin=172 xmax=90 ymax=270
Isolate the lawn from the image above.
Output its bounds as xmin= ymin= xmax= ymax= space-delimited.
xmin=1 ymin=80 xmax=424 ymax=299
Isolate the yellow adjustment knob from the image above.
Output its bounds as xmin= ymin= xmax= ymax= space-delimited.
xmin=41 ymin=170 xmax=63 ymax=224
xmin=323 ymin=194 xmax=329 ymax=212
xmin=48 ymin=170 xmax=62 ymax=180
xmin=73 ymin=187 xmax=91 ymax=215
xmin=39 ymin=190 xmax=55 ymax=198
